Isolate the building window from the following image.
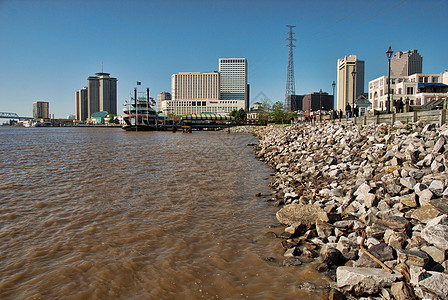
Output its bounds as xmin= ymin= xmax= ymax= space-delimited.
xmin=433 ymin=77 xmax=438 ymax=83
xmin=398 ymin=88 xmax=402 ymax=94
xmin=406 ymin=87 xmax=414 ymax=95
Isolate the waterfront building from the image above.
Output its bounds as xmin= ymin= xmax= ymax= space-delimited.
xmin=33 ymin=101 xmax=49 ymax=119
xmin=336 ymin=55 xmax=365 ymax=111
xmin=167 ymin=71 xmax=226 ymax=115
xmin=219 ymin=58 xmax=248 ymax=110
xmin=391 ymin=50 xmax=422 ymax=77
xmin=369 ymin=72 xmax=448 ymax=110
xmin=76 ymin=72 xmax=117 ymax=120
xmin=98 ymin=72 xmax=117 ymax=116
xmin=163 ymin=58 xmax=248 ymax=115
xmin=157 ymin=92 xmax=171 ymax=113
xmin=247 ymin=102 xmax=263 ymax=121
xmin=354 ymin=94 xmax=371 ymax=116
xmin=302 ymin=91 xmax=334 ymax=116
xmin=162 ymin=98 xmax=245 ymax=116
xmin=171 ymin=72 xmax=220 ymax=101
xmin=89 ymin=111 xmax=109 ymax=125
xmin=287 ymin=94 xmax=304 ymax=111
xmin=75 ymin=87 xmax=88 ymax=121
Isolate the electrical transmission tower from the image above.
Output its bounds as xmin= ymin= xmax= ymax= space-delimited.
xmin=285 ymin=25 xmax=296 ymax=111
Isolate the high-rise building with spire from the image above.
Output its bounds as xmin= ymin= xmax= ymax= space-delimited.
xmin=76 ymin=71 xmax=117 ymax=121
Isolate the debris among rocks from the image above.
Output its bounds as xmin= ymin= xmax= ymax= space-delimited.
xmin=253 ymin=121 xmax=448 ymax=299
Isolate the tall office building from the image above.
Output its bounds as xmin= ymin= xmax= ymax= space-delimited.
xmin=337 ymin=55 xmax=365 ymax=111
xmin=164 ymin=58 xmax=248 ymax=115
xmin=219 ymin=58 xmax=248 ymax=110
xmin=84 ymin=72 xmax=117 ymax=118
xmin=87 ymin=75 xmax=99 ymax=117
xmin=171 ymin=72 xmax=220 ymax=100
xmin=98 ymin=72 xmax=118 ymax=115
xmin=75 ymin=87 xmax=88 ymax=121
xmin=33 ymin=101 xmax=49 ymax=119
xmin=391 ymin=50 xmax=422 ymax=77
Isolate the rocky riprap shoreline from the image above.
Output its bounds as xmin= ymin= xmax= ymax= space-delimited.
xmin=252 ymin=121 xmax=448 ymax=300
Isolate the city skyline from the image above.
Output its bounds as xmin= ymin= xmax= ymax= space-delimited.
xmin=1 ymin=0 xmax=447 ymax=118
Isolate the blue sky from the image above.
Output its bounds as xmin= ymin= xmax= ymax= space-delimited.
xmin=1 ymin=0 xmax=447 ymax=118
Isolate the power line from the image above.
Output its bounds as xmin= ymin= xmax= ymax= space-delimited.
xmin=300 ymin=1 xmax=374 ymax=41
xmin=307 ymin=0 xmax=409 ymax=44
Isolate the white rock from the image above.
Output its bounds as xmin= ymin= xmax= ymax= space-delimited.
xmin=337 ymin=266 xmax=403 ymax=296
xmin=421 ymin=214 xmax=448 ymax=250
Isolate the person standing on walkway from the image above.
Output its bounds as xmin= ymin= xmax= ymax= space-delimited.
xmin=353 ymin=105 xmax=359 ymax=117
xmin=346 ymin=103 xmax=352 ymax=118
xmin=398 ymin=97 xmax=404 ymax=113
xmin=404 ymin=98 xmax=410 ymax=112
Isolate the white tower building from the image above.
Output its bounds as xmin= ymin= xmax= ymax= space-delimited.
xmin=337 ymin=55 xmax=365 ymax=111
xmin=219 ymin=58 xmax=248 ymax=110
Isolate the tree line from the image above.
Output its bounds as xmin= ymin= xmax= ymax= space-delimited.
xmin=229 ymin=101 xmax=297 ymax=124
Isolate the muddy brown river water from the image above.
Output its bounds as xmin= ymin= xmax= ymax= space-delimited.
xmin=0 ymin=127 xmax=328 ymax=299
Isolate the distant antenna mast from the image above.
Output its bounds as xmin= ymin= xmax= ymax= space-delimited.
xmin=285 ymin=25 xmax=296 ymax=111
xmin=101 ymin=62 xmax=103 ymax=72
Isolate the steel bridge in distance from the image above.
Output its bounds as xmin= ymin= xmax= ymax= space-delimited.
xmin=0 ymin=112 xmax=33 ymax=120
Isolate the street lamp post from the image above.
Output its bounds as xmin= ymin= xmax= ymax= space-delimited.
xmin=332 ymin=81 xmax=336 ymax=117
xmin=351 ymin=67 xmax=357 ymax=108
xmin=319 ymin=89 xmax=323 ymax=110
xmin=386 ymin=46 xmax=394 ymax=114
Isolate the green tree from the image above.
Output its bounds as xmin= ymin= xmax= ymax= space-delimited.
xmin=257 ymin=100 xmax=271 ymax=124
xmin=106 ymin=114 xmax=115 ymax=124
xmin=270 ymin=101 xmax=287 ymax=124
xmin=286 ymin=110 xmax=298 ymax=123
xmin=167 ymin=113 xmax=181 ymax=123
xmin=235 ymin=108 xmax=247 ymax=123
xmin=230 ymin=108 xmax=247 ymax=123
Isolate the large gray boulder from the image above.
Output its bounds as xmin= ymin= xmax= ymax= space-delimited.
xmin=276 ymin=203 xmax=327 ymax=226
xmin=336 ymin=266 xmax=403 ymax=296
xmin=417 ymin=271 xmax=448 ymax=300
xmin=354 ymin=243 xmax=395 ymax=268
xmin=421 ymin=214 xmax=448 ymax=250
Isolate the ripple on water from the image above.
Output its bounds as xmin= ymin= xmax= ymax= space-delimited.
xmin=0 ymin=128 xmax=329 ymax=299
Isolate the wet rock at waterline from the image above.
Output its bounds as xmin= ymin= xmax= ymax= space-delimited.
xmin=251 ymin=121 xmax=448 ymax=298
